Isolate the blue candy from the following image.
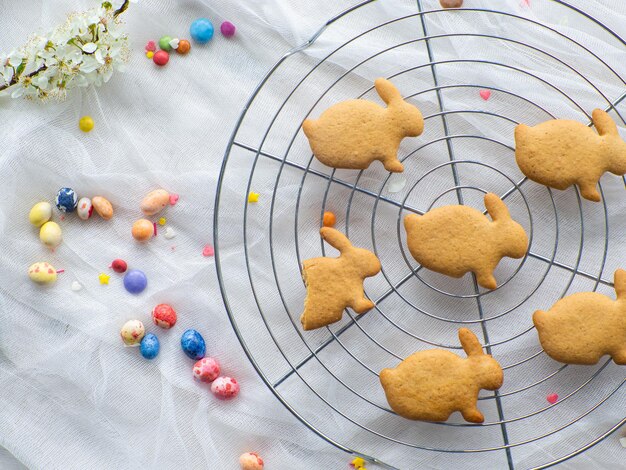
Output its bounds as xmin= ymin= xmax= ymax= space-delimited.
xmin=140 ymin=333 xmax=160 ymax=359
xmin=123 ymin=269 xmax=147 ymax=294
xmin=181 ymin=329 xmax=206 ymax=360
xmin=55 ymin=187 xmax=78 ymax=213
xmin=190 ymin=18 xmax=214 ymax=44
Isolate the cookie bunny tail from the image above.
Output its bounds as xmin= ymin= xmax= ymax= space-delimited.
xmin=302 ymin=119 xmax=317 ymax=138
xmin=614 ymin=269 xmax=626 ymax=300
xmin=375 ymin=78 xmax=403 ymax=106
xmin=484 ymin=193 xmax=510 ymax=222
xmin=592 ymin=109 xmax=618 ymax=137
xmin=320 ymin=227 xmax=352 ymax=253
xmin=459 ymin=328 xmax=484 ymax=357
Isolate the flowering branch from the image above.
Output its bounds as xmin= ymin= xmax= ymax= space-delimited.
xmin=0 ymin=0 xmax=131 ymax=100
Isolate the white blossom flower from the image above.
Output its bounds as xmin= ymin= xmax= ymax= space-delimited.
xmin=0 ymin=0 xmax=131 ymax=101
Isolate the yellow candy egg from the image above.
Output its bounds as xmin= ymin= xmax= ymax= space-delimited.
xmin=29 ymin=201 xmax=52 ymax=227
xmin=79 ymin=116 xmax=94 ymax=132
xmin=28 ymin=262 xmax=58 ymax=285
xmin=40 ymin=221 xmax=62 ymax=249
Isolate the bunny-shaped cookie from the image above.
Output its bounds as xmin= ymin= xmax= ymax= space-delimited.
xmin=403 ymin=193 xmax=528 ymax=289
xmin=302 ymin=78 xmax=424 ymax=173
xmin=515 ymin=109 xmax=626 ymax=202
xmin=380 ymin=328 xmax=503 ymax=423
xmin=533 ymin=269 xmax=626 ymax=365
xmin=300 ymin=228 xmax=381 ymax=330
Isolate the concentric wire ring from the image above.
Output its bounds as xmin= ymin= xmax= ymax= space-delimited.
xmin=215 ymin=2 xmax=626 ymax=468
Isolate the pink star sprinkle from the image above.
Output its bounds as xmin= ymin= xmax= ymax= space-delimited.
xmin=547 ymin=393 xmax=558 ymax=404
xmin=169 ymin=193 xmax=179 ymax=205
xmin=479 ymin=89 xmax=491 ymax=101
xmin=202 ymin=244 xmax=214 ymax=257
xmin=145 ymin=40 xmax=156 ymax=52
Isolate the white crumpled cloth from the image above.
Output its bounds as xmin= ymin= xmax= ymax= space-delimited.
xmin=0 ymin=0 xmax=624 ymax=469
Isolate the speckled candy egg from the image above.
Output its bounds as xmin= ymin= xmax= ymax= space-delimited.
xmin=193 ymin=357 xmax=220 ymax=383
xmin=239 ymin=452 xmax=264 ymax=470
xmin=211 ymin=376 xmax=239 ymax=399
xmin=76 ymin=197 xmax=93 ymax=220
xmin=120 ymin=320 xmax=145 ymax=346
xmin=140 ymin=189 xmax=170 ymax=216
xmin=28 ymin=262 xmax=57 ymax=285
xmin=29 ymin=202 xmax=52 ymax=227
xmin=55 ymin=187 xmax=78 ymax=212
xmin=40 ymin=221 xmax=62 ymax=249
xmin=132 ymin=219 xmax=154 ymax=242
xmin=152 ymin=304 xmax=177 ymax=329
xmin=140 ymin=333 xmax=160 ymax=359
xmin=181 ymin=329 xmax=206 ymax=360
xmin=92 ymin=196 xmax=113 ymax=220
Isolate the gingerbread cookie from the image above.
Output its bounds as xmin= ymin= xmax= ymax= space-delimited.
xmin=301 ymin=228 xmax=381 ymax=330
xmin=380 ymin=328 xmax=503 ymax=423
xmin=515 ymin=109 xmax=626 ymax=202
xmin=403 ymin=193 xmax=528 ymax=289
xmin=302 ymin=78 xmax=424 ymax=173
xmin=533 ymin=269 xmax=626 ymax=365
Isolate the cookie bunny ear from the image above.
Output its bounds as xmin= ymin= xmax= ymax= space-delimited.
xmin=459 ymin=328 xmax=484 ymax=357
xmin=592 ymin=109 xmax=618 ymax=137
xmin=614 ymin=269 xmax=626 ymax=300
xmin=484 ymin=193 xmax=511 ymax=222
xmin=375 ymin=78 xmax=402 ymax=106
xmin=320 ymin=227 xmax=352 ymax=253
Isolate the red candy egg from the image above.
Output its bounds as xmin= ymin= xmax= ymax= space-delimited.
xmin=153 ymin=50 xmax=169 ymax=66
xmin=193 ymin=357 xmax=220 ymax=383
xmin=152 ymin=303 xmax=177 ymax=329
xmin=211 ymin=376 xmax=239 ymax=399
xmin=111 ymin=259 xmax=128 ymax=273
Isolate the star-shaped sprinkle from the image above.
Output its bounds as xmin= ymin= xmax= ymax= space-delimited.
xmin=99 ymin=273 xmax=110 ymax=285
xmin=248 ymin=192 xmax=259 ymax=203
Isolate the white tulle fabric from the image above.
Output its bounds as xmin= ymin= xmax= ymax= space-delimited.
xmin=0 ymin=1 xmax=624 ymax=469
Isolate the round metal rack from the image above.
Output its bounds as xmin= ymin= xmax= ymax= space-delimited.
xmin=214 ymin=1 xmax=626 ymax=468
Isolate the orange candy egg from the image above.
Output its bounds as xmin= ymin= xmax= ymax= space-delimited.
xmin=132 ymin=219 xmax=154 ymax=242
xmin=176 ymin=39 xmax=191 ymax=55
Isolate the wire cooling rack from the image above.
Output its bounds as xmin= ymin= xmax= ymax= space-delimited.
xmin=214 ymin=1 xmax=626 ymax=468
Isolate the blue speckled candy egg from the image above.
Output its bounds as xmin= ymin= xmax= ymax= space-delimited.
xmin=123 ymin=269 xmax=148 ymax=294
xmin=140 ymin=333 xmax=160 ymax=359
xmin=55 ymin=187 xmax=78 ymax=212
xmin=181 ymin=329 xmax=206 ymax=360
xmin=190 ymin=18 xmax=214 ymax=44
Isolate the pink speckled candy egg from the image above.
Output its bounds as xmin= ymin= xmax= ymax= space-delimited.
xmin=239 ymin=452 xmax=264 ymax=470
xmin=152 ymin=303 xmax=177 ymax=329
xmin=193 ymin=357 xmax=220 ymax=383
xmin=211 ymin=376 xmax=239 ymax=399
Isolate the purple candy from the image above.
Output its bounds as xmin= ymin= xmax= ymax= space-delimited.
xmin=220 ymin=21 xmax=236 ymax=37
xmin=123 ymin=269 xmax=147 ymax=294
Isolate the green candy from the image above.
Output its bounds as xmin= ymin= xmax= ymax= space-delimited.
xmin=159 ymin=35 xmax=172 ymax=51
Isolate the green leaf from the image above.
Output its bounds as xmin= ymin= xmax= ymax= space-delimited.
xmin=15 ymin=60 xmax=26 ymax=77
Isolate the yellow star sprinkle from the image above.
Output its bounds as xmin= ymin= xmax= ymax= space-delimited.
xmin=248 ymin=192 xmax=259 ymax=203
xmin=146 ymin=51 xmax=154 ymax=59
xmin=351 ymin=457 xmax=366 ymax=469
xmin=98 ymin=273 xmax=110 ymax=285
xmin=158 ymin=217 xmax=166 ymax=226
